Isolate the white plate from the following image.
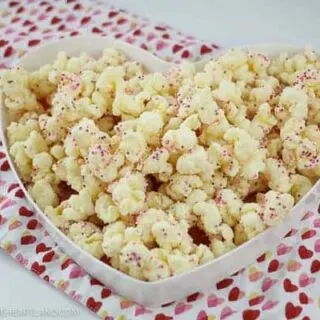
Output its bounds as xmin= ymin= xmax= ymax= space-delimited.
xmin=0 ymin=36 xmax=314 ymax=307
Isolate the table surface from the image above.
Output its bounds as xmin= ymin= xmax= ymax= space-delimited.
xmin=1 ymin=0 xmax=319 ymax=319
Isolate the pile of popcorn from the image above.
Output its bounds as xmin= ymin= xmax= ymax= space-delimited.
xmin=2 ymin=47 xmax=320 ymax=281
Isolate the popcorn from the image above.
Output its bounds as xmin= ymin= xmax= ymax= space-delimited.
xmin=136 ymin=208 xmax=167 ymax=246
xmin=216 ymin=189 xmax=243 ymax=226
xmin=193 ymin=201 xmax=222 ymax=234
xmin=240 ymin=203 xmax=265 ymax=239
xmin=10 ymin=142 xmax=32 ymax=181
xmin=119 ymin=241 xmax=150 ymax=279
xmin=68 ymin=221 xmax=104 ymax=259
xmin=30 ymin=179 xmax=58 ymax=210
xmin=162 ymin=126 xmax=197 ymax=152
xmin=102 ymin=221 xmax=126 ymax=258
xmin=277 ymin=87 xmax=308 ymax=120
xmin=23 ymin=131 xmax=48 ymax=159
xmin=176 ymin=146 xmax=214 ymax=180
xmin=258 ymin=191 xmax=294 ymax=226
xmin=143 ymin=248 xmax=170 ymax=281
xmin=265 ymin=158 xmax=292 ymax=192
xmin=95 ymin=192 xmax=120 ymax=224
xmin=119 ymin=131 xmax=147 ymax=163
xmin=111 ymin=172 xmax=146 ymax=216
xmin=4 ymin=47 xmax=320 ymax=282
xmin=290 ymin=174 xmax=313 ymax=202
xmin=62 ymin=188 xmax=94 ymax=221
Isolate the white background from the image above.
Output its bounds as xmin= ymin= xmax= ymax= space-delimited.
xmin=0 ymin=0 xmax=319 ymax=319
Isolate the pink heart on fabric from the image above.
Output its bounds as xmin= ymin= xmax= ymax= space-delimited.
xmin=315 ymin=239 xmax=320 ymax=252
xmin=261 ymin=277 xmax=278 ymax=292
xmin=66 ymin=14 xmax=76 ymax=22
xmin=301 ymin=211 xmax=314 ymax=220
xmin=207 ymin=293 xmax=225 ymax=307
xmin=147 ymin=33 xmax=156 ymax=41
xmin=0 ymin=198 xmax=16 ymax=210
xmin=287 ymin=260 xmax=302 ymax=272
xmin=69 ymin=266 xmax=86 ymax=279
xmin=220 ymin=306 xmax=236 ymax=320
xmin=314 ymin=218 xmax=320 ymax=228
xmin=262 ymin=300 xmax=279 ymax=311
xmin=156 ymin=40 xmax=168 ymax=51
xmin=174 ymin=302 xmax=192 ymax=315
xmin=68 ymin=290 xmax=82 ymax=302
xmin=38 ymin=13 xmax=47 ymax=21
xmin=277 ymin=243 xmax=293 ymax=255
xmin=299 ymin=273 xmax=316 ymax=287
xmin=134 ymin=305 xmax=152 ymax=316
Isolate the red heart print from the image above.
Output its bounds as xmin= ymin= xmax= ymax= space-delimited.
xmin=36 ymin=243 xmax=52 ymax=254
xmin=51 ymin=17 xmax=62 ymax=25
xmin=301 ymin=229 xmax=316 ymax=240
xmin=181 ymin=50 xmax=190 ymax=58
xmin=0 ymin=160 xmax=10 ymax=170
xmin=69 ymin=265 xmax=85 ymax=279
xmin=0 ymin=152 xmax=5 ymax=159
xmin=70 ymin=31 xmax=79 ymax=37
xmin=86 ymin=297 xmax=102 ymax=313
xmin=19 ymin=206 xmax=34 ymax=217
xmin=92 ymin=27 xmax=102 ymax=34
xmin=23 ymin=20 xmax=33 ymax=26
xmin=187 ymin=292 xmax=202 ymax=302
xmin=58 ymin=25 xmax=66 ymax=31
xmin=155 ymin=25 xmax=167 ymax=31
xmin=285 ymin=302 xmax=302 ymax=319
xmin=117 ymin=18 xmax=127 ymax=25
xmin=249 ymin=295 xmax=265 ymax=306
xmin=102 ymin=21 xmax=112 ymax=27
xmin=43 ymin=275 xmax=50 ymax=283
xmin=67 ymin=0 xmax=76 ymax=3
xmin=283 ymin=278 xmax=298 ymax=292
xmin=162 ymin=33 xmax=170 ymax=39
xmin=310 ymin=260 xmax=320 ymax=273
xmin=108 ymin=10 xmax=119 ymax=18
xmin=268 ymin=259 xmax=283 ymax=272
xmin=9 ymin=1 xmax=19 ymax=7
xmin=8 ymin=183 xmax=19 ymax=192
xmin=0 ymin=40 xmax=9 ymax=48
xmin=256 ymin=253 xmax=266 ymax=262
xmin=299 ymin=292 xmax=312 ymax=304
xmin=298 ymin=245 xmax=313 ymax=259
xmin=17 ymin=6 xmax=24 ymax=14
xmin=90 ymin=278 xmax=103 ymax=286
xmin=81 ymin=16 xmax=91 ymax=25
xmin=200 ymin=45 xmax=213 ymax=55
xmin=15 ymin=189 xmax=24 ymax=198
xmin=42 ymin=250 xmax=56 ymax=263
xmin=228 ymin=287 xmax=244 ymax=301
xmin=61 ymin=258 xmax=73 ymax=270
xmin=29 ymin=26 xmax=38 ymax=32
xmin=46 ymin=6 xmax=53 ymax=12
xmin=133 ymin=29 xmax=142 ymax=36
xmin=172 ymin=44 xmax=183 ymax=53
xmin=31 ymin=262 xmax=46 ymax=275
xmin=216 ymin=278 xmax=233 ymax=290
xmin=73 ymin=3 xmax=82 ymax=10
xmin=21 ymin=235 xmax=36 ymax=245
xmin=101 ymin=288 xmax=112 ymax=299
xmin=154 ymin=313 xmax=173 ymax=320
xmin=242 ymin=309 xmax=260 ymax=320
xmin=27 ymin=219 xmax=41 ymax=230
xmin=302 ymin=317 xmax=311 ymax=320
xmin=196 ymin=310 xmax=208 ymax=320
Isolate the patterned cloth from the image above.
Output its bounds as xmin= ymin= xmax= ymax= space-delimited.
xmin=0 ymin=1 xmax=319 ymax=319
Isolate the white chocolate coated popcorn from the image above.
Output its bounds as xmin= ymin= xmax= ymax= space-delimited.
xmin=3 ymin=47 xmax=320 ymax=282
